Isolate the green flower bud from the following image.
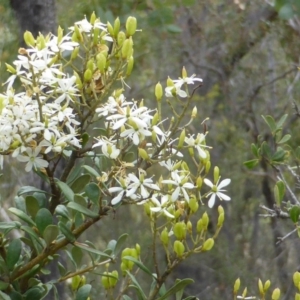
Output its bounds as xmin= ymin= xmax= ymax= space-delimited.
xmin=24 ymin=31 xmax=35 ymax=47
xmin=188 ymin=147 xmax=194 ymax=157
xmin=74 ymin=25 xmax=83 ymax=42
xmin=173 ymin=240 xmax=185 ymax=257
xmin=71 ymin=47 xmax=79 ymax=60
xmin=189 ymin=196 xmax=199 ymax=213
xmin=178 ymin=129 xmax=186 ymax=149
xmin=114 ymin=17 xmax=120 ymax=37
xmin=196 ymin=219 xmax=204 ymax=233
xmin=90 ymin=12 xmax=97 ymax=24
xmin=160 ymin=228 xmax=169 ymax=246
xmin=272 ymin=288 xmax=280 ymax=300
xmin=87 ymin=59 xmax=94 ymax=72
xmin=233 ymin=278 xmax=240 ymax=293
xmin=122 ymin=38 xmax=133 ymax=59
xmin=182 ymin=66 xmax=187 ymax=79
xmin=36 ymin=34 xmax=46 ymax=50
xmin=107 ymin=21 xmax=114 ymax=37
xmin=187 ymin=221 xmax=192 ymax=234
xmin=120 ymin=262 xmax=127 ymax=276
xmin=135 ymin=244 xmax=141 ymax=256
xmin=79 ymin=276 xmax=86 ymax=288
xmin=152 ymin=112 xmax=159 ymax=126
xmin=84 ymin=69 xmax=92 ymax=82
xmin=126 ymin=56 xmax=134 ymax=76
xmin=205 ymin=161 xmax=211 ymax=174
xmin=173 ymin=222 xmax=187 ymax=240
xmin=126 ymin=16 xmax=137 ymax=36
xmin=74 ymin=71 xmax=83 ymax=89
xmin=6 ymin=63 xmax=16 ymax=74
xmin=217 ymin=212 xmax=224 ymax=227
xmin=202 ymin=238 xmax=214 ymax=251
xmin=294 ymin=272 xmax=300 ymax=288
xmin=167 ymin=76 xmax=174 ymax=87
xmin=96 ymin=53 xmax=106 ymax=73
xmin=155 ymin=82 xmax=163 ymax=101
xmin=57 ymin=26 xmax=63 ymax=43
xmin=218 ymin=205 xmax=224 ymax=214
xmin=191 ymin=106 xmax=197 ymax=119
xmin=214 ymin=166 xmax=220 ymax=184
xmin=258 ymin=279 xmax=264 ymax=294
xmin=295 ymin=293 xmax=300 ymax=300
xmin=93 ymin=27 xmax=100 ymax=45
xmin=101 ymin=272 xmax=110 ymax=289
xmin=117 ymin=31 xmax=126 ymax=47
xmin=242 ymin=287 xmax=247 ymax=297
xmin=71 ymin=275 xmax=81 ymax=291
xmin=110 ymin=270 xmax=119 ymax=287
xmin=264 ymin=280 xmax=271 ymax=291
xmin=138 ymin=148 xmax=149 ymax=160
xmin=202 ymin=212 xmax=209 ymax=230
xmin=196 ymin=177 xmax=203 ymax=189
xmin=130 ymin=248 xmax=138 ymax=259
xmin=144 ymin=202 xmax=151 ymax=217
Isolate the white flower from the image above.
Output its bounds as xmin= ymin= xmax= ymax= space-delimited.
xmin=162 ymin=171 xmax=194 ymax=202
xmin=185 ymin=133 xmax=211 ymax=159
xmin=150 ymin=194 xmax=175 ymax=218
xmin=165 ymin=84 xmax=187 ymax=98
xmin=173 ymin=74 xmax=203 ymax=86
xmin=120 ymin=124 xmax=152 ymax=145
xmin=17 ymin=147 xmax=49 ymax=172
xmin=204 ymin=178 xmax=231 ymax=208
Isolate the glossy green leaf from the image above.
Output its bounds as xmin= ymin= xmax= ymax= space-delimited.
xmin=33 ymin=192 xmax=47 ymax=209
xmin=35 ymin=208 xmax=53 ymax=235
xmin=272 ymin=149 xmax=286 ymax=162
xmin=21 ymin=226 xmax=44 ymax=248
xmin=72 ymin=246 xmax=83 ymax=267
xmin=43 ymin=225 xmax=59 ymax=246
xmin=0 ymin=222 xmax=20 ymax=230
xmin=75 ymin=284 xmax=92 ymax=300
xmin=157 ymin=279 xmax=194 ymax=300
xmin=74 ymin=243 xmax=112 ymax=259
xmin=24 ymin=286 xmax=45 ymax=300
xmin=18 ymin=186 xmax=50 ymax=196
xmin=123 ymin=256 xmax=154 ymax=278
xmin=262 ymin=115 xmax=276 ymax=133
xmin=9 ymin=208 xmax=35 ymax=226
xmin=126 ymin=271 xmax=147 ymax=299
xmin=82 ymin=165 xmax=100 ymax=178
xmin=55 ymin=179 xmax=74 ymax=202
xmin=6 ymin=239 xmax=22 ymax=270
xmin=67 ymin=202 xmax=98 ymax=218
xmin=115 ymin=233 xmax=129 ymax=256
xmin=58 ymin=221 xmax=76 ymax=242
xmin=276 ymin=180 xmax=285 ymax=204
xmin=70 ymin=174 xmax=91 ymax=193
xmin=243 ymin=159 xmax=259 ymax=169
xmin=55 ymin=204 xmax=70 ymax=220
xmin=85 ymin=183 xmax=100 ymax=205
xmin=278 ymin=134 xmax=291 ymax=144
xmin=25 ymin=196 xmax=40 ymax=219
xmin=289 ymin=206 xmax=300 ymax=223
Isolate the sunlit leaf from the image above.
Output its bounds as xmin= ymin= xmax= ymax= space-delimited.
xmin=243 ymin=159 xmax=259 ymax=169
xmin=290 ymin=206 xmax=300 ymax=223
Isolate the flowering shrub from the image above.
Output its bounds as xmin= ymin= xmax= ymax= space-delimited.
xmin=0 ymin=13 xmax=231 ymax=299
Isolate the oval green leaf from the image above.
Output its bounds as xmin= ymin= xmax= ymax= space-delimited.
xmin=6 ymin=239 xmax=22 ymax=270
xmin=43 ymin=225 xmax=59 ymax=246
xmin=35 ymin=208 xmax=53 ymax=235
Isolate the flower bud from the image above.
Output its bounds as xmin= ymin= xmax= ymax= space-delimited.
xmin=202 ymin=212 xmax=209 ymax=230
xmin=120 ymin=262 xmax=127 ymax=276
xmin=90 ymin=12 xmax=96 ymax=24
xmin=191 ymin=106 xmax=197 ymax=119
xmin=138 ymin=148 xmax=149 ymax=160
xmin=71 ymin=275 xmax=81 ymax=291
xmin=57 ymin=26 xmax=63 ymax=43
xmin=114 ymin=17 xmax=120 ymax=37
xmin=182 ymin=66 xmax=187 ymax=79
xmin=178 ymin=129 xmax=186 ymax=149
xmin=173 ymin=240 xmax=185 ymax=257
xmin=74 ymin=71 xmax=83 ymax=89
xmin=242 ymin=287 xmax=247 ymax=297
xmin=295 ymin=293 xmax=300 ymax=300
xmin=233 ymin=278 xmax=240 ymax=293
xmin=24 ymin=31 xmax=35 ymax=47
xmin=258 ymin=279 xmax=263 ymax=294
xmin=205 ymin=161 xmax=211 ymax=174
xmin=202 ymin=238 xmax=214 ymax=251
xmin=96 ymin=53 xmax=106 ymax=73
xmin=71 ymin=47 xmax=79 ymax=60
xmin=173 ymin=222 xmax=186 ymax=240
xmin=217 ymin=212 xmax=224 ymax=227
xmin=187 ymin=221 xmax=192 ymax=234
xmin=117 ymin=31 xmax=126 ymax=47
xmin=126 ymin=56 xmax=134 ymax=76
xmin=264 ymin=280 xmax=271 ymax=291
xmin=84 ymin=69 xmax=92 ymax=82
xmin=152 ymin=112 xmax=159 ymax=126
xmin=135 ymin=244 xmax=141 ymax=256
xmin=93 ymin=27 xmax=100 ymax=45
xmin=130 ymin=248 xmax=138 ymax=259
xmin=155 ymin=82 xmax=163 ymax=102
xmin=6 ymin=64 xmax=16 ymax=74
xmin=167 ymin=77 xmax=174 ymax=87
xmin=126 ymin=16 xmax=137 ymax=36
xmin=294 ymin=272 xmax=300 ymax=288
xmin=196 ymin=219 xmax=204 ymax=233
xmin=214 ymin=166 xmax=219 ymax=184
xmin=196 ymin=177 xmax=203 ymax=189
xmin=272 ymin=288 xmax=280 ymax=300
xmin=101 ymin=272 xmax=110 ymax=289
xmin=107 ymin=21 xmax=114 ymax=37
xmin=36 ymin=34 xmax=46 ymax=50
xmin=144 ymin=202 xmax=151 ymax=217
xmin=122 ymin=38 xmax=133 ymax=59
xmin=189 ymin=196 xmax=199 ymax=213
xmin=87 ymin=59 xmax=94 ymax=72
xmin=160 ymin=228 xmax=169 ymax=246
xmin=74 ymin=25 xmax=83 ymax=42
xmin=110 ymin=270 xmax=119 ymax=288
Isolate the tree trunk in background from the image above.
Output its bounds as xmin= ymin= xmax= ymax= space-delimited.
xmin=10 ymin=0 xmax=56 ymax=44
xmin=8 ymin=2 xmax=67 ymax=299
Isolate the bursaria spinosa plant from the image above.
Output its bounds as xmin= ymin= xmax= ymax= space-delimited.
xmin=0 ymin=13 xmax=231 ymax=300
